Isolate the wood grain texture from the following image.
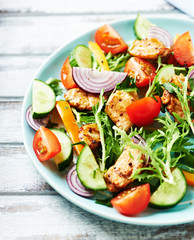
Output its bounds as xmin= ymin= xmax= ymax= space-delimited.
xmin=0 ymin=195 xmax=193 ymax=240
xmin=0 ymin=145 xmax=53 ymax=193
xmin=0 ymin=101 xmax=23 ymax=143
xmin=0 ymin=0 xmax=173 ymax=14
xmin=1 ymin=0 xmax=194 ymax=237
xmin=0 ymin=56 xmax=46 ymax=97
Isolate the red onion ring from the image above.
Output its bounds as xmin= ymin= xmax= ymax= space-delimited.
xmin=188 ymin=69 xmax=194 ymax=80
xmin=25 ymin=105 xmax=50 ymax=131
xmin=131 ymin=134 xmax=147 ymax=146
xmin=66 ymin=165 xmax=93 ymax=197
xmin=148 ymin=26 xmax=173 ymax=49
xmin=72 ymin=67 xmax=127 ymax=94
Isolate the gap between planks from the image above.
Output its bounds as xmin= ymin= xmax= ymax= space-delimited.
xmin=0 ymin=9 xmax=178 ymax=17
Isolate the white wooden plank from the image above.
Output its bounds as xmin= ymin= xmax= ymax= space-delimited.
xmin=0 ymin=56 xmax=46 ymax=97
xmin=0 ymin=195 xmax=193 ymax=240
xmin=1 ymin=0 xmax=173 ymax=14
xmin=0 ymin=145 xmax=53 ymax=193
xmin=0 ymin=13 xmax=188 ymax=55
xmin=0 ymin=101 xmax=23 ymax=143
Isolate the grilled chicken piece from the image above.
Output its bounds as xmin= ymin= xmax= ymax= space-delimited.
xmin=129 ymin=38 xmax=171 ymax=59
xmin=161 ymin=90 xmax=185 ymax=121
xmin=64 ymin=88 xmax=101 ymax=111
xmin=161 ymin=74 xmax=192 ymax=121
xmin=105 ymin=90 xmax=138 ymax=132
xmin=104 ymin=146 xmax=146 ymax=192
xmin=79 ymin=123 xmax=100 ymax=150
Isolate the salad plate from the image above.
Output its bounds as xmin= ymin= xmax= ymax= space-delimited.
xmin=22 ymin=16 xmax=194 ymax=226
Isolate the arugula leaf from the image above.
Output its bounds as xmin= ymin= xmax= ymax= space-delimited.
xmin=188 ymin=78 xmax=194 ymax=109
xmin=93 ymin=90 xmax=107 ymax=172
xmin=177 ymin=150 xmax=194 ymax=173
xmin=46 ymin=78 xmax=64 ymax=96
xmin=72 ymin=108 xmax=95 ymax=124
xmin=163 ymin=75 xmax=194 ymax=134
xmin=92 ymin=90 xmax=122 ymax=171
xmin=105 ymin=52 xmax=130 ymax=71
xmin=116 ymin=76 xmax=138 ymax=92
xmin=95 ymin=197 xmax=113 ymax=207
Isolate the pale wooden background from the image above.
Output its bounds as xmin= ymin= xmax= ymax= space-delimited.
xmin=0 ymin=0 xmax=194 ymax=239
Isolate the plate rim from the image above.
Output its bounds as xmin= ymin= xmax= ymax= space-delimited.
xmin=22 ymin=15 xmax=194 ymax=226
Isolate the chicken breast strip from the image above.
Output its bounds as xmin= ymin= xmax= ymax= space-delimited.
xmin=105 ymin=90 xmax=138 ymax=132
xmin=104 ymin=146 xmax=146 ymax=192
xmin=129 ymin=38 xmax=171 ymax=59
xmin=64 ymin=88 xmax=101 ymax=111
xmin=79 ymin=123 xmax=100 ymax=150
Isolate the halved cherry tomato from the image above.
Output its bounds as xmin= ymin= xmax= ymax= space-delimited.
xmin=61 ymin=57 xmax=77 ymax=89
xmin=95 ymin=24 xmax=128 ymax=54
xmin=124 ymin=57 xmax=156 ymax=87
xmin=111 ymin=184 xmax=150 ymax=216
xmin=33 ymin=127 xmax=61 ymax=161
xmin=182 ymin=171 xmax=194 ymax=186
xmin=173 ymin=31 xmax=194 ymax=67
xmin=126 ymin=96 xmax=161 ymax=126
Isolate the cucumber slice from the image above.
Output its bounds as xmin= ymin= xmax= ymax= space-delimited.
xmin=50 ymin=129 xmax=73 ymax=171
xmin=76 ymin=145 xmax=107 ymax=190
xmin=69 ymin=45 xmax=92 ymax=68
xmin=155 ymin=65 xmax=175 ymax=84
xmin=32 ymin=79 xmax=56 ymax=119
xmin=134 ymin=14 xmax=155 ymax=39
xmin=149 ymin=168 xmax=187 ymax=209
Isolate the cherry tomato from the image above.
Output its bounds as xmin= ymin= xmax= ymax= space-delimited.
xmin=126 ymin=96 xmax=161 ymax=126
xmin=111 ymin=184 xmax=150 ymax=216
xmin=167 ymin=54 xmax=178 ymax=65
xmin=95 ymin=24 xmax=128 ymax=54
xmin=124 ymin=57 xmax=156 ymax=87
xmin=33 ymin=127 xmax=61 ymax=161
xmin=182 ymin=171 xmax=194 ymax=186
xmin=61 ymin=57 xmax=77 ymax=89
xmin=173 ymin=31 xmax=194 ymax=67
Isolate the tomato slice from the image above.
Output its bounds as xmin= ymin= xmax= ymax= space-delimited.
xmin=61 ymin=57 xmax=77 ymax=89
xmin=126 ymin=96 xmax=161 ymax=126
xmin=95 ymin=24 xmax=128 ymax=54
xmin=111 ymin=184 xmax=150 ymax=216
xmin=124 ymin=57 xmax=156 ymax=87
xmin=173 ymin=31 xmax=194 ymax=67
xmin=33 ymin=127 xmax=61 ymax=161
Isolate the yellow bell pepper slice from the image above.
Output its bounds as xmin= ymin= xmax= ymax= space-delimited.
xmin=88 ymin=41 xmax=110 ymax=71
xmin=56 ymin=100 xmax=84 ymax=155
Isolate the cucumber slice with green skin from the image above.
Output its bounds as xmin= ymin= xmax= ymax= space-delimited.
xmin=32 ymin=79 xmax=56 ymax=119
xmin=69 ymin=45 xmax=92 ymax=68
xmin=155 ymin=65 xmax=175 ymax=84
xmin=149 ymin=168 xmax=187 ymax=209
xmin=134 ymin=14 xmax=155 ymax=39
xmin=50 ymin=129 xmax=73 ymax=171
xmin=76 ymin=145 xmax=107 ymax=190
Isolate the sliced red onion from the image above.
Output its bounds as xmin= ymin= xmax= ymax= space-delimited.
xmin=131 ymin=134 xmax=147 ymax=146
xmin=72 ymin=67 xmax=127 ymax=94
xmin=66 ymin=165 xmax=93 ymax=197
xmin=148 ymin=26 xmax=173 ymax=49
xmin=188 ymin=69 xmax=194 ymax=80
xmin=25 ymin=105 xmax=50 ymax=131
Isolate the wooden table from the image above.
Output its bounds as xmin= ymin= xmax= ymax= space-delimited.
xmin=0 ymin=0 xmax=194 ymax=239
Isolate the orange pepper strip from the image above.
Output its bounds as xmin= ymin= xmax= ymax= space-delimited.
xmin=88 ymin=41 xmax=110 ymax=71
xmin=56 ymin=100 xmax=84 ymax=155
xmin=182 ymin=170 xmax=194 ymax=186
